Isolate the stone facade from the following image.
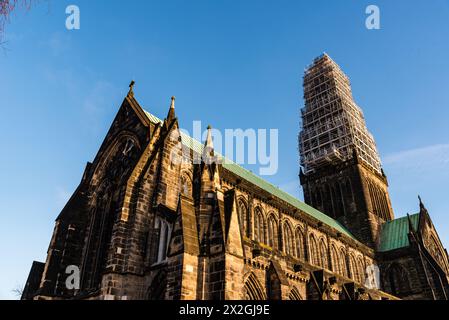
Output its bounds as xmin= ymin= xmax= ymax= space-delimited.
xmin=22 ymin=57 xmax=449 ymax=300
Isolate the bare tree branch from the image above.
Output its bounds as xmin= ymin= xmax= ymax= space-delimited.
xmin=0 ymin=0 xmax=36 ymax=45
xmin=12 ymin=283 xmax=24 ymax=300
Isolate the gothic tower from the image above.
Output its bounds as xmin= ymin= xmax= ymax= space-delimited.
xmin=299 ymin=54 xmax=394 ymax=248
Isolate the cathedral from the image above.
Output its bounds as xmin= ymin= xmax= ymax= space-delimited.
xmin=23 ymin=54 xmax=449 ymax=300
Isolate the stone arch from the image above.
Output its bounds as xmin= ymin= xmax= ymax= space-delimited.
xmin=282 ymin=220 xmax=295 ymax=256
xmin=295 ymin=227 xmax=305 ymax=259
xmin=153 ymin=216 xmax=171 ymax=264
xmin=308 ymin=233 xmax=319 ymax=266
xmin=254 ymin=207 xmax=266 ymax=244
xmin=243 ymin=273 xmax=266 ymax=300
xmin=288 ymin=287 xmax=303 ymax=300
xmin=267 ymin=265 xmax=282 ymax=300
xmin=349 ymin=253 xmax=360 ymax=283
xmin=339 ymin=248 xmax=348 ymax=277
xmin=91 ymin=132 xmax=141 ymax=187
xmin=367 ymin=180 xmax=377 ymax=216
xmin=386 ymin=263 xmax=411 ymax=297
xmin=267 ymin=213 xmax=278 ymax=250
xmin=330 ymin=244 xmax=340 ymax=274
xmin=318 ymin=238 xmax=328 ymax=269
xmin=356 ymin=256 xmax=365 ymax=284
xmin=238 ymin=198 xmax=250 ymax=238
xmin=180 ymin=171 xmax=193 ymax=197
xmin=81 ymin=179 xmax=117 ymax=290
xmin=349 ymin=253 xmax=358 ymax=281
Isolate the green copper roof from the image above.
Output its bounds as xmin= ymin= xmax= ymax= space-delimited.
xmin=378 ymin=213 xmax=420 ymax=252
xmin=143 ymin=109 xmax=356 ymax=240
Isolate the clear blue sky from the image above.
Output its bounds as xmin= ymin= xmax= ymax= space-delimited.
xmin=1 ymin=0 xmax=449 ymax=300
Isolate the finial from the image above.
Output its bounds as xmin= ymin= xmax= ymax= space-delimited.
xmin=128 ymin=80 xmax=135 ymax=96
xmin=203 ymin=124 xmax=215 ymax=160
xmin=170 ymin=96 xmax=176 ymax=109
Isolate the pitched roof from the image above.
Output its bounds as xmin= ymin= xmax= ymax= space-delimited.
xmin=143 ymin=109 xmax=356 ymax=240
xmin=378 ymin=213 xmax=420 ymax=252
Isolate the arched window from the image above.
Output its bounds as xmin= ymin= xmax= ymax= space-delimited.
xmin=180 ymin=173 xmax=192 ymax=197
xmin=288 ymin=287 xmax=303 ymax=300
xmin=267 ymin=214 xmax=278 ymax=249
xmin=330 ymin=245 xmax=340 ymax=274
xmin=349 ymin=254 xmax=359 ymax=282
xmin=267 ymin=265 xmax=282 ymax=300
xmin=283 ymin=222 xmax=295 ymax=256
xmin=244 ymin=273 xmax=266 ymax=300
xmin=387 ymin=263 xmax=411 ymax=297
xmin=154 ymin=217 xmax=171 ymax=264
xmin=319 ymin=238 xmax=328 ymax=269
xmin=357 ymin=257 xmax=365 ymax=284
xmin=308 ymin=234 xmax=319 ymax=266
xmin=295 ymin=228 xmax=305 ymax=259
xmin=254 ymin=207 xmax=266 ymax=244
xmin=238 ymin=200 xmax=249 ymax=238
xmin=339 ymin=248 xmax=348 ymax=277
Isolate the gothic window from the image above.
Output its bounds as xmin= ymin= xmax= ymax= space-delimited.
xmin=267 ymin=214 xmax=278 ymax=249
xmin=330 ymin=245 xmax=340 ymax=274
xmin=339 ymin=248 xmax=348 ymax=277
xmin=308 ymin=234 xmax=319 ymax=266
xmin=380 ymin=191 xmax=389 ymax=220
xmin=367 ymin=181 xmax=378 ymax=217
xmin=267 ymin=266 xmax=282 ymax=300
xmin=295 ymin=228 xmax=305 ymax=259
xmin=357 ymin=257 xmax=365 ymax=284
xmin=180 ymin=173 xmax=192 ymax=197
xmin=349 ymin=254 xmax=359 ymax=282
xmin=122 ymin=138 xmax=135 ymax=156
xmin=319 ymin=238 xmax=328 ymax=269
xmin=283 ymin=222 xmax=295 ymax=256
xmin=244 ymin=273 xmax=266 ymax=300
xmin=288 ymin=287 xmax=303 ymax=300
xmin=153 ymin=216 xmax=171 ymax=264
xmin=387 ymin=263 xmax=411 ymax=297
xmin=254 ymin=208 xmax=266 ymax=244
xmin=238 ymin=199 xmax=250 ymax=238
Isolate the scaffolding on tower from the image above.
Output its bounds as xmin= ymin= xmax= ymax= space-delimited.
xmin=299 ymin=53 xmax=382 ymax=175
